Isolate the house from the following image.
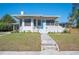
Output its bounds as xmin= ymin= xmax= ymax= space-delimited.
xmin=13 ymin=11 xmax=65 ymax=33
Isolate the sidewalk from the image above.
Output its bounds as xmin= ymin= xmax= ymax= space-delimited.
xmin=41 ymin=33 xmax=60 ymax=55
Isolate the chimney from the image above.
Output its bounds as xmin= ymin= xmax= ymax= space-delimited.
xmin=21 ymin=11 xmax=24 ymax=15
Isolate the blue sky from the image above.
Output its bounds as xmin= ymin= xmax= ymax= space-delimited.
xmin=0 ymin=3 xmax=72 ymax=23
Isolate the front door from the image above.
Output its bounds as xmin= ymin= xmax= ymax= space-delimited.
xmin=33 ymin=19 xmax=43 ymax=32
xmin=38 ymin=20 xmax=43 ymax=29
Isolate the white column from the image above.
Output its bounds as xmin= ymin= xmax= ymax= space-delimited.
xmin=31 ymin=18 xmax=34 ymax=32
xmin=22 ymin=19 xmax=25 ymax=27
xmin=36 ymin=19 xmax=38 ymax=29
xmin=44 ymin=20 xmax=46 ymax=29
xmin=21 ymin=19 xmax=25 ymax=31
xmin=36 ymin=19 xmax=39 ymax=32
xmin=43 ymin=19 xmax=46 ymax=33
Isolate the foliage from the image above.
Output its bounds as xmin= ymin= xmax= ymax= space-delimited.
xmin=0 ymin=22 xmax=13 ymax=32
xmin=1 ymin=14 xmax=16 ymax=23
xmin=76 ymin=19 xmax=79 ymax=28
xmin=0 ymin=14 xmax=16 ymax=32
xmin=68 ymin=5 xmax=79 ymax=28
xmin=62 ymin=28 xmax=70 ymax=33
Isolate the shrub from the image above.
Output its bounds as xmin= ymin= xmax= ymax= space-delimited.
xmin=63 ymin=29 xmax=70 ymax=33
xmin=0 ymin=22 xmax=13 ymax=32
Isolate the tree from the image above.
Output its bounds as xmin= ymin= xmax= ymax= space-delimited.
xmin=1 ymin=14 xmax=16 ymax=23
xmin=68 ymin=4 xmax=79 ymax=28
xmin=0 ymin=14 xmax=16 ymax=32
xmin=75 ymin=9 xmax=79 ymax=28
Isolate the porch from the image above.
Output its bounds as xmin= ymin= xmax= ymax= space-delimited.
xmin=13 ymin=15 xmax=62 ymax=33
xmin=19 ymin=18 xmax=58 ymax=33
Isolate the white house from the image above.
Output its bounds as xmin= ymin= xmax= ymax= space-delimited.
xmin=13 ymin=11 xmax=65 ymax=33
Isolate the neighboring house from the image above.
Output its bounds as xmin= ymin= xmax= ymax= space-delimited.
xmin=13 ymin=11 xmax=65 ymax=33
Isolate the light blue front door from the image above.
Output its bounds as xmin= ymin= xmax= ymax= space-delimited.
xmin=33 ymin=19 xmax=46 ymax=33
xmin=34 ymin=19 xmax=43 ymax=29
xmin=37 ymin=20 xmax=43 ymax=29
xmin=38 ymin=20 xmax=46 ymax=33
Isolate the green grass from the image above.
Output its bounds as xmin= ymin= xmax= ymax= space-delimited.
xmin=49 ymin=33 xmax=79 ymax=51
xmin=0 ymin=32 xmax=41 ymax=51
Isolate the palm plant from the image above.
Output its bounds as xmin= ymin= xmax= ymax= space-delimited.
xmin=68 ymin=6 xmax=79 ymax=28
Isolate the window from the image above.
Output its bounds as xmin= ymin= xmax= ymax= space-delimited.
xmin=54 ymin=21 xmax=59 ymax=26
xmin=34 ymin=19 xmax=36 ymax=26
xmin=38 ymin=20 xmax=41 ymax=26
xmin=24 ymin=19 xmax=31 ymax=26
xmin=20 ymin=19 xmax=22 ymax=26
xmin=46 ymin=20 xmax=54 ymax=25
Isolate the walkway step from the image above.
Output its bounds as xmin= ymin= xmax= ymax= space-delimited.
xmin=43 ymin=46 xmax=56 ymax=48
xmin=41 ymin=44 xmax=56 ymax=46
xmin=41 ymin=33 xmax=59 ymax=53
xmin=41 ymin=46 xmax=58 ymax=50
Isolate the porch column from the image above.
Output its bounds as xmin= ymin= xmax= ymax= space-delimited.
xmin=36 ymin=19 xmax=39 ymax=32
xmin=36 ymin=19 xmax=38 ymax=29
xmin=22 ymin=19 xmax=25 ymax=27
xmin=31 ymin=18 xmax=34 ymax=32
xmin=21 ymin=19 xmax=25 ymax=31
xmin=43 ymin=18 xmax=46 ymax=32
xmin=43 ymin=19 xmax=46 ymax=29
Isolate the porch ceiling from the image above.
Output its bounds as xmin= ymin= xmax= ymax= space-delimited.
xmin=13 ymin=15 xmax=59 ymax=20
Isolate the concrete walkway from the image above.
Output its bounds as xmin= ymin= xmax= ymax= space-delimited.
xmin=40 ymin=33 xmax=60 ymax=55
xmin=41 ymin=33 xmax=59 ymax=50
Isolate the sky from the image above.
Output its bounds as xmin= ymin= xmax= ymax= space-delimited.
xmin=0 ymin=3 xmax=72 ymax=23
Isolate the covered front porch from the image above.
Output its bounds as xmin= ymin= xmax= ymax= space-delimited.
xmin=14 ymin=15 xmax=59 ymax=33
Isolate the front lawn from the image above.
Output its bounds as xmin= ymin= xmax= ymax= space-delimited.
xmin=0 ymin=32 xmax=41 ymax=51
xmin=49 ymin=33 xmax=79 ymax=51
